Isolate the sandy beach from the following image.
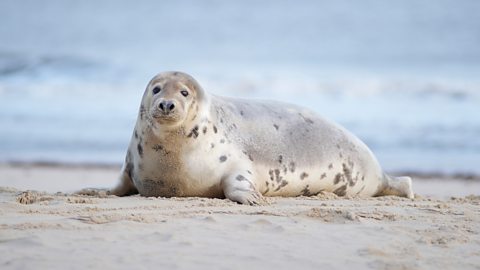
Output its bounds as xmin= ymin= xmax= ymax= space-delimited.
xmin=0 ymin=163 xmax=479 ymax=270
xmin=2 ymin=1 xmax=479 ymax=269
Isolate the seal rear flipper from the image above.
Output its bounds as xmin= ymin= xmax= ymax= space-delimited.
xmin=222 ymin=172 xmax=266 ymax=205
xmin=376 ymin=174 xmax=414 ymax=199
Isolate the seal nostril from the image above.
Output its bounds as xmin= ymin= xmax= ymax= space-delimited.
xmin=159 ymin=102 xmax=165 ymax=111
xmin=169 ymin=103 xmax=175 ymax=111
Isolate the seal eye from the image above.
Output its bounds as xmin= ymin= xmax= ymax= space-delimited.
xmin=181 ymin=90 xmax=189 ymax=97
xmin=152 ymin=87 xmax=161 ymax=95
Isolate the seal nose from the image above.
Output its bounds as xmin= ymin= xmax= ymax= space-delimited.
xmin=159 ymin=100 xmax=176 ymax=114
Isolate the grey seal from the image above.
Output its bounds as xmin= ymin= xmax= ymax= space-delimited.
xmin=109 ymin=71 xmax=414 ymax=204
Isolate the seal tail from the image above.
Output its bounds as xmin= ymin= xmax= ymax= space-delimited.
xmin=376 ymin=174 xmax=414 ymax=199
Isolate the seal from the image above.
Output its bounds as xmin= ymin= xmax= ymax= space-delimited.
xmin=109 ymin=71 xmax=414 ymax=204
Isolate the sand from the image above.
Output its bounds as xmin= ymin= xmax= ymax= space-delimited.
xmin=0 ymin=164 xmax=479 ymax=270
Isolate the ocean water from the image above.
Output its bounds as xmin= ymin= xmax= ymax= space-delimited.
xmin=0 ymin=0 xmax=479 ymax=174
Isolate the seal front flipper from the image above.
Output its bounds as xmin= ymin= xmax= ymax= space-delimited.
xmin=222 ymin=171 xmax=266 ymax=205
xmin=109 ymin=154 xmax=139 ymax=196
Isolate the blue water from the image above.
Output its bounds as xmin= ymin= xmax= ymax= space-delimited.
xmin=1 ymin=0 xmax=479 ymax=174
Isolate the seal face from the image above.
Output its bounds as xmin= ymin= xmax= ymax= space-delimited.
xmin=109 ymin=71 xmax=414 ymax=204
xmin=147 ymin=74 xmax=198 ymax=128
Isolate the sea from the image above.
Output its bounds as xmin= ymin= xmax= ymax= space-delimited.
xmin=0 ymin=0 xmax=479 ymax=174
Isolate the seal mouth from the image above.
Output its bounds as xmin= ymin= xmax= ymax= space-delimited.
xmin=150 ymin=111 xmax=183 ymax=125
xmin=152 ymin=113 xmax=175 ymax=119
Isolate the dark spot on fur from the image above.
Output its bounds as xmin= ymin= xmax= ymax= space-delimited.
xmin=203 ymin=127 xmax=207 ymax=134
xmin=240 ymin=110 xmax=244 ymax=116
xmin=339 ymin=153 xmax=343 ymax=158
xmin=248 ymin=154 xmax=254 ymax=161
xmin=236 ymin=175 xmax=246 ymax=181
xmin=301 ymin=185 xmax=311 ymax=196
xmin=137 ymin=143 xmax=143 ymax=157
xmin=328 ymin=163 xmax=333 ymax=169
xmin=320 ymin=173 xmax=327 ymax=179
xmin=187 ymin=125 xmax=199 ymax=138
xmin=247 ymin=170 xmax=252 ymax=175
xmin=152 ymin=144 xmax=163 ymax=151
xmin=333 ymin=185 xmax=347 ymax=196
xmin=289 ymin=162 xmax=296 ymax=173
xmin=265 ymin=181 xmax=269 ymax=187
xmin=334 ymin=173 xmax=344 ymax=185
xmin=219 ymin=156 xmax=227 ymax=162
xmin=274 ymin=180 xmax=288 ymax=191
xmin=134 ymin=130 xmax=138 ymax=139
xmin=210 ymin=143 xmax=215 ymax=149
xmin=278 ymin=155 xmax=283 ymax=164
xmin=362 ymin=176 xmax=365 ymax=181
xmin=274 ymin=169 xmax=281 ymax=182
xmin=213 ymin=125 xmax=218 ymax=133
xmin=300 ymin=172 xmax=309 ymax=180
xmin=343 ymin=163 xmax=351 ymax=178
xmin=342 ymin=163 xmax=357 ymax=187
xmin=269 ymin=170 xmax=274 ymax=181
xmin=140 ymin=105 xmax=146 ymax=120
xmin=220 ymin=118 xmax=224 ymax=123
xmin=273 ymin=124 xmax=279 ymax=130
xmin=125 ymin=161 xmax=133 ymax=180
xmin=220 ymin=139 xmax=225 ymax=144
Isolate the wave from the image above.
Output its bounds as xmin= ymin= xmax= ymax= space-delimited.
xmin=0 ymin=52 xmax=102 ymax=79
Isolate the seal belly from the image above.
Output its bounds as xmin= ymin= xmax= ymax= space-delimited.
xmin=133 ymin=168 xmax=224 ymax=198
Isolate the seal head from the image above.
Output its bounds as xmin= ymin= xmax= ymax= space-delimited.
xmin=144 ymin=72 xmax=207 ymax=130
